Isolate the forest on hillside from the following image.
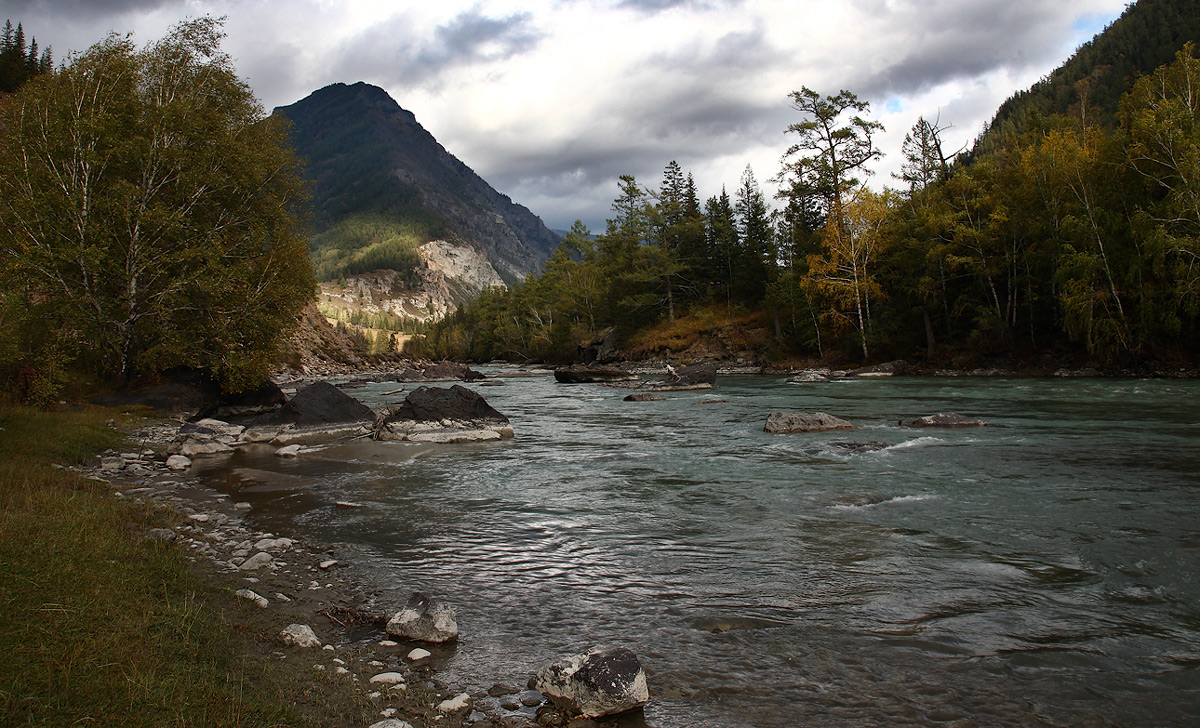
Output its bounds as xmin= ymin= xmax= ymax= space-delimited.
xmin=419 ymin=37 xmax=1200 ymax=371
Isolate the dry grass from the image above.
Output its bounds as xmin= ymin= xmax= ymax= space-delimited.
xmin=0 ymin=406 xmax=317 ymax=727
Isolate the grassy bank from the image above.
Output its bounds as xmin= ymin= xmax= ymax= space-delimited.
xmin=0 ymin=406 xmax=322 ymax=727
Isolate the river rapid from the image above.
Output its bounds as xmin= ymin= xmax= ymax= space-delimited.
xmin=193 ymin=374 xmax=1200 ymax=727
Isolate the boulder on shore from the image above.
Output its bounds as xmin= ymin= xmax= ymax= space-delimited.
xmin=899 ymin=413 xmax=987 ymax=428
xmin=765 ymin=412 xmax=855 ymax=433
xmin=533 ymin=645 xmax=650 ymax=718
xmin=386 ymin=592 xmax=458 ymax=643
xmin=554 ymin=364 xmax=638 ymax=384
xmin=376 ymin=385 xmax=513 ymax=443
xmin=253 ymin=381 xmax=375 ymax=427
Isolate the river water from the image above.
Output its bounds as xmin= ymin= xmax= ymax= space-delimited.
xmin=196 ymin=374 xmax=1200 ymax=727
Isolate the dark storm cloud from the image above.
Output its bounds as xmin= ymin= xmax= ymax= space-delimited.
xmin=2 ymin=0 xmax=172 ymax=18
xmin=844 ymin=0 xmax=1084 ymax=98
xmin=332 ymin=7 xmax=543 ymax=91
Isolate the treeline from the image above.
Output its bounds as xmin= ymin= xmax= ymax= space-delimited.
xmin=422 ymin=45 xmax=1200 ymax=368
xmin=0 ymin=20 xmax=51 ymax=92
xmin=0 ymin=19 xmax=315 ymax=402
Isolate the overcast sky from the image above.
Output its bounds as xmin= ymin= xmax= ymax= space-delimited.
xmin=9 ymin=0 xmax=1126 ymax=231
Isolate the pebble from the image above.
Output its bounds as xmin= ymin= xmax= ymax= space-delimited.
xmin=367 ymin=719 xmax=415 ymax=728
xmin=379 ymin=640 xmax=398 ymax=647
xmin=407 ymin=648 xmax=432 ymax=661
xmin=319 ymin=559 xmax=338 ymax=569
xmin=234 ymin=589 xmax=269 ymax=608
xmin=238 ymin=552 xmax=274 ymax=571
xmin=234 ymin=502 xmax=252 ymax=510
xmin=369 ymin=672 xmax=407 ymax=686
xmin=437 ymin=693 xmax=471 ymax=712
xmin=188 ymin=513 xmax=211 ymax=523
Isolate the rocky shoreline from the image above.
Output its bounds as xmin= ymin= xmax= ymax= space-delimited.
xmin=83 ymin=404 xmax=650 ymax=728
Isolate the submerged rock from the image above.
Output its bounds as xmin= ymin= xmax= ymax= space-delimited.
xmin=844 ymin=360 xmax=906 ymax=377
xmin=554 ymin=364 xmax=638 ymax=383
xmin=899 ymin=413 xmax=987 ymax=428
xmin=623 ymin=393 xmax=665 ymax=402
xmin=377 ymin=385 xmax=513 ymax=443
xmin=764 ymin=412 xmax=855 ymax=433
xmin=386 ymin=592 xmax=458 ymax=643
xmin=533 ymin=645 xmax=650 ymax=718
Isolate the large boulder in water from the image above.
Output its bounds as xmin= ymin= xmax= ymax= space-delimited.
xmin=844 ymin=360 xmax=906 ymax=377
xmin=554 ymin=364 xmax=638 ymax=383
xmin=764 ymin=412 xmax=855 ymax=433
xmin=386 ymin=592 xmax=458 ymax=643
xmin=899 ymin=413 xmax=987 ymax=428
xmin=255 ymin=381 xmax=375 ymax=427
xmin=377 ymin=385 xmax=513 ymax=443
xmin=533 ymin=646 xmax=650 ymax=718
xmin=421 ymin=361 xmax=484 ymax=381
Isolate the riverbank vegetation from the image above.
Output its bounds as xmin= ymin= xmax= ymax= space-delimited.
xmin=421 ymin=35 xmax=1200 ymax=371
xmin=0 ymin=18 xmax=315 ymax=404
xmin=0 ymin=405 xmax=330 ymax=727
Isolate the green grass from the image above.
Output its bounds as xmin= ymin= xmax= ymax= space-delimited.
xmin=0 ymin=406 xmax=319 ymax=727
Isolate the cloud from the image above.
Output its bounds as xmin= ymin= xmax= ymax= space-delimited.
xmin=329 ymin=7 xmax=543 ymax=92
xmin=2 ymin=0 xmax=172 ymax=16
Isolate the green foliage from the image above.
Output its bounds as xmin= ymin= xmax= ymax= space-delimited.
xmin=310 ymin=213 xmax=428 ymax=281
xmin=0 ymin=19 xmax=51 ymax=92
xmin=429 ymin=27 xmax=1200 ymax=369
xmin=0 ymin=18 xmax=315 ymax=396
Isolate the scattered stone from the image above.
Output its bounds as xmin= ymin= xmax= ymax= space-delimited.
xmin=380 ymin=707 xmax=398 ymax=718
xmin=379 ymin=640 xmax=398 ymax=647
xmin=234 ymin=502 xmax=252 ymax=510
xmin=764 ymin=412 xmax=855 ymax=433
xmin=238 ymin=552 xmax=274 ymax=571
xmin=280 ymin=624 xmax=322 ymax=648
xmin=165 ymin=454 xmax=192 ymax=471
xmin=386 ymin=591 xmax=459 ymax=643
xmin=438 ymin=693 xmax=471 ymax=713
xmin=367 ymin=719 xmax=414 ymax=728
xmin=145 ymin=528 xmax=177 ymax=542
xmin=235 ymin=589 xmax=269 ymax=608
xmin=275 ymin=444 xmax=302 ymax=457
xmin=489 ymin=683 xmax=520 ymax=697
xmin=319 ymin=559 xmax=338 ymax=569
xmin=255 ymin=537 xmax=293 ymax=551
xmin=899 ymin=413 xmax=987 ymax=428
xmin=407 ymin=648 xmax=432 ymax=661
xmin=787 ymin=368 xmax=831 ymax=383
xmin=533 ymin=646 xmax=650 ymax=718
xmin=99 ymin=456 xmax=124 ymax=471
xmin=369 ymin=672 xmax=407 ymax=686
xmin=188 ymin=513 xmax=211 ymax=523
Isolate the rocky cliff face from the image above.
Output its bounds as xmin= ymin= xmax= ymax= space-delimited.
xmin=320 ymin=238 xmax=503 ymax=324
xmin=276 ymin=82 xmax=560 ymax=283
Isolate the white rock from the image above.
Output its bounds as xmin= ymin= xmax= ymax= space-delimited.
xmin=380 ymin=707 xmax=398 ymax=718
xmin=335 ymin=666 xmax=350 ymax=675
xmin=254 ymin=537 xmax=293 ymax=551
xmin=178 ymin=440 xmax=234 ymax=457
xmin=379 ymin=640 xmax=398 ymax=647
xmin=280 ymin=624 xmax=321 ymax=648
xmin=437 ymin=693 xmax=471 ymax=713
xmin=367 ymin=719 xmax=414 ymax=728
xmin=369 ymin=672 xmax=406 ymax=686
xmin=234 ymin=502 xmax=252 ymax=510
xmin=188 ymin=513 xmax=210 ymax=523
xmin=406 ymin=648 xmax=431 ymax=661
xmin=235 ymin=589 xmax=269 ymax=608
xmin=386 ymin=592 xmax=458 ymax=643
xmin=275 ymin=444 xmax=302 ymax=457
xmin=165 ymin=454 xmax=192 ymax=471
xmin=319 ymin=559 xmax=338 ymax=569
xmin=239 ymin=552 xmax=274 ymax=571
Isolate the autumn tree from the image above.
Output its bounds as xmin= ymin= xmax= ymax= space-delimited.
xmin=0 ymin=17 xmax=315 ymax=398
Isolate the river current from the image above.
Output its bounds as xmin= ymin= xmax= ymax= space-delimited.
xmin=196 ymin=374 xmax=1200 ymax=727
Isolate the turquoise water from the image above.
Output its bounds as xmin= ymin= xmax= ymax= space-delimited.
xmin=202 ymin=375 xmax=1200 ymax=727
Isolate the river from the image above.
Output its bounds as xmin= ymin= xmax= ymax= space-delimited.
xmin=194 ymin=374 xmax=1200 ymax=727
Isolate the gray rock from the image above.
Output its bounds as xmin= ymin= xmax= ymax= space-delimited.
xmin=386 ymin=592 xmax=458 ymax=643
xmin=165 ymin=454 xmax=192 ymax=470
xmin=367 ymin=720 xmax=415 ymax=728
xmin=280 ymin=623 xmax=322 ymax=648
xmin=899 ymin=413 xmax=987 ymax=428
xmin=437 ymin=693 xmax=471 ymax=713
xmin=554 ymin=364 xmax=638 ymax=383
xmin=235 ymin=588 xmax=269 ymax=608
xmin=787 ymin=369 xmax=830 ymax=383
xmin=275 ymin=444 xmax=302 ymax=457
xmin=239 ymin=551 xmax=274 ymax=570
xmin=764 ymin=412 xmax=855 ymax=433
xmin=145 ymin=528 xmax=177 ymax=542
xmin=533 ymin=645 xmax=649 ymax=718
xmin=176 ymin=439 xmax=234 ymax=457
xmin=377 ymin=386 xmax=513 ymax=443
xmin=844 ymin=360 xmax=906 ymax=377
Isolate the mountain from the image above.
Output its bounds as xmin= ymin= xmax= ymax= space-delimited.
xmin=275 ymin=82 xmax=560 ymax=284
xmin=974 ymin=0 xmax=1200 ymax=155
